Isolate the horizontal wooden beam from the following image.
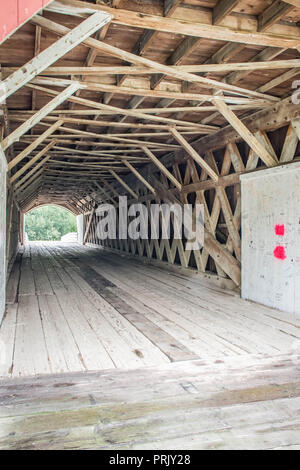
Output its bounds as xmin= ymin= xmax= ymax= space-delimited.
xmin=25 ymin=84 xmax=219 ymax=130
xmin=11 ymin=102 xmax=267 ymax=118
xmin=46 ymin=0 xmax=300 ymax=49
xmin=4 ymin=59 xmax=300 ymax=76
xmin=31 ymin=76 xmax=274 ymax=105
xmin=30 ymin=16 xmax=279 ymax=102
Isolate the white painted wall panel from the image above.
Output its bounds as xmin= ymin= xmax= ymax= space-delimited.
xmin=77 ymin=214 xmax=84 ymax=245
xmin=0 ymin=148 xmax=7 ymax=323
xmin=241 ymin=162 xmax=300 ymax=316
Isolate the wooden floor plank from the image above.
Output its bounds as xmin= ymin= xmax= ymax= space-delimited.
xmin=88 ymin=258 xmax=248 ymax=356
xmin=93 ymin=255 xmax=291 ymax=355
xmin=0 ymin=304 xmax=17 ymax=378
xmin=2 ymin=242 xmax=300 ymax=379
xmin=64 ymin=266 xmax=170 ymax=367
xmin=56 ymin=268 xmax=156 ymax=369
xmin=54 ymin=286 xmax=116 ymax=371
xmin=69 ymin=261 xmax=195 ymax=362
xmin=6 ymin=257 xmax=21 ymax=304
xmin=38 ymin=294 xmax=85 ymax=373
xmin=18 ymin=263 xmax=35 ymax=297
xmin=12 ymin=295 xmax=50 ymax=377
xmin=0 ymin=353 xmax=299 ymax=450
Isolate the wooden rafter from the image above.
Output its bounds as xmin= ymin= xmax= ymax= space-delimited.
xmin=4 ymin=59 xmax=299 ymax=76
xmin=29 ymin=16 xmax=284 ymax=102
xmin=0 ymin=11 xmax=112 ymax=103
xmin=10 ymin=140 xmax=57 ymax=185
xmin=212 ymin=98 xmax=279 ymax=167
xmin=1 ymin=83 xmax=80 ymax=151
xmin=8 ymin=120 xmax=63 ymax=171
xmin=258 ymin=1 xmax=294 ymax=32
xmin=169 ymin=127 xmax=219 ymax=182
xmin=1 ymin=0 xmax=300 ymax=286
xmin=142 ymin=146 xmax=182 ymax=191
xmin=46 ymin=0 xmax=300 ymax=49
xmin=110 ymin=170 xmax=139 ymax=200
xmin=213 ymin=0 xmax=239 ymax=25
xmin=123 ymin=160 xmax=156 ymax=195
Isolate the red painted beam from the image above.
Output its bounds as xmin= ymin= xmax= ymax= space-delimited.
xmin=0 ymin=0 xmax=53 ymax=45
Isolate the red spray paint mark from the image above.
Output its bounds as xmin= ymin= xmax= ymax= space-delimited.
xmin=275 ymin=224 xmax=285 ymax=236
xmin=273 ymin=245 xmax=286 ymax=260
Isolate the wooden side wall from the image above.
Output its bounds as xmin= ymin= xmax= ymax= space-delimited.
xmin=6 ymin=201 xmax=20 ymax=276
xmin=0 ymin=148 xmax=7 ymax=323
xmin=85 ymin=120 xmax=300 ymax=288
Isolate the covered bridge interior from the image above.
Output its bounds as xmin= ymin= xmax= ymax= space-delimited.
xmin=1 ymin=0 xmax=300 ymax=450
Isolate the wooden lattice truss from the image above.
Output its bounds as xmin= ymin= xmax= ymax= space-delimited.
xmin=1 ymin=0 xmax=300 ymax=287
xmin=85 ymin=115 xmax=300 ymax=288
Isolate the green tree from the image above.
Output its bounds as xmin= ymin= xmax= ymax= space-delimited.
xmin=25 ymin=205 xmax=77 ymax=241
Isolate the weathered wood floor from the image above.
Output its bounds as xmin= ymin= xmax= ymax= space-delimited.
xmin=1 ymin=242 xmax=300 ymax=449
xmin=0 ymin=352 xmax=300 ymax=450
xmin=1 ymin=242 xmax=300 ymax=379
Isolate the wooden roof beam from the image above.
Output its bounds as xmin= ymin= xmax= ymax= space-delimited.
xmin=109 ymin=169 xmax=139 ymax=200
xmin=210 ymin=98 xmax=278 ymax=167
xmin=25 ymin=82 xmax=220 ymax=129
xmin=258 ymin=0 xmax=295 ymax=32
xmin=31 ymin=25 xmax=42 ymax=112
xmin=213 ymin=0 xmax=239 ymax=26
xmin=1 ymin=83 xmax=80 ymax=151
xmin=169 ymin=127 xmax=219 ymax=182
xmin=5 ymin=59 xmax=300 ymax=75
xmin=13 ymin=151 xmax=54 ymax=191
xmin=8 ymin=120 xmax=64 ymax=171
xmin=142 ymin=146 xmax=182 ymax=191
xmin=10 ymin=102 xmax=271 ymax=117
xmin=30 ymin=16 xmax=282 ymax=102
xmin=10 ymin=140 xmax=56 ymax=185
xmin=31 ymin=76 xmax=277 ymax=104
xmin=164 ymin=0 xmax=182 ymax=17
xmin=46 ymin=1 xmax=300 ymax=49
xmin=102 ymin=0 xmax=183 ymax=105
xmin=15 ymin=169 xmax=44 ymax=196
xmin=123 ymin=160 xmax=156 ymax=195
xmin=0 ymin=11 xmax=112 ymax=103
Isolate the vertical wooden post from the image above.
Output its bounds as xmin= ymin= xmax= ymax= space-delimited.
xmin=0 ymin=146 xmax=7 ymax=322
xmin=83 ymin=204 xmax=96 ymax=245
xmin=5 ymin=187 xmax=14 ymax=272
xmin=20 ymin=211 xmax=25 ymax=246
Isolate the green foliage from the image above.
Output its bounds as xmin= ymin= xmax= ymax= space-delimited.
xmin=25 ymin=205 xmax=77 ymax=241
